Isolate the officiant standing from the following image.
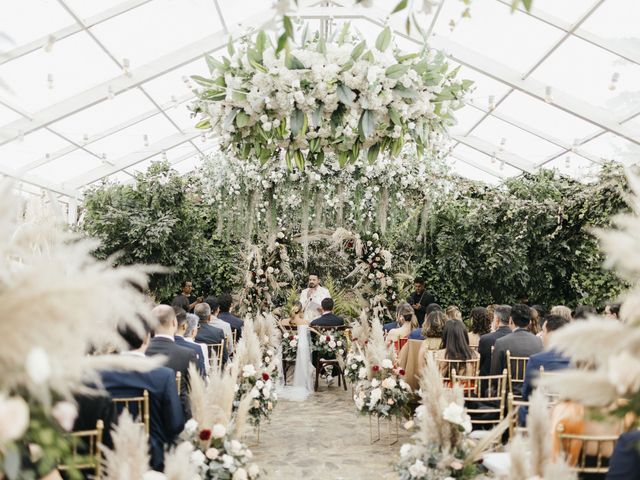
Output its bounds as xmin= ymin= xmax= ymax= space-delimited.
xmin=408 ymin=276 xmax=435 ymax=327
xmin=299 ymin=273 xmax=331 ymax=323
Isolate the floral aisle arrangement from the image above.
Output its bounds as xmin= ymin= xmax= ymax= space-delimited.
xmin=354 ymin=318 xmax=412 ymax=418
xmin=312 ymin=329 xmax=348 ymax=362
xmin=0 ymin=184 xmax=153 ymax=479
xmin=192 ymin=23 xmax=471 ymax=169
xmin=345 ymin=313 xmax=371 ymax=384
xmin=396 ymin=356 xmax=482 ymax=480
xmin=253 ymin=312 xmax=281 ymax=381
xmin=231 ymin=319 xmax=278 ymax=427
xmin=179 ymin=365 xmax=262 ymax=480
xmin=280 ymin=332 xmax=299 ymax=362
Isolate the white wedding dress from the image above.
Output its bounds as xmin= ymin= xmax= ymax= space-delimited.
xmin=277 ymin=325 xmax=315 ymax=401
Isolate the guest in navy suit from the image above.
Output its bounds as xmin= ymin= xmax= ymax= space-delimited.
xmin=194 ymin=302 xmax=229 ymax=364
xmin=519 ymin=314 xmax=571 ymax=425
xmin=146 ymin=305 xmax=197 ymax=416
xmin=173 ymin=306 xmax=206 ymax=377
xmin=607 ymin=430 xmax=640 ymax=480
xmin=218 ymin=293 xmax=244 ymax=339
xmin=310 ymin=298 xmax=344 ymax=327
xmin=101 ymin=322 xmax=184 ymax=471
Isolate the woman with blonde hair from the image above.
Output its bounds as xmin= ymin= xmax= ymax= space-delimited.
xmin=550 ymin=305 xmax=572 ymax=323
xmin=279 ymin=301 xmax=307 ymax=329
xmin=387 ymin=302 xmax=418 ymax=343
xmin=445 ymin=305 xmax=462 ymax=321
xmin=417 ymin=310 xmax=447 ymax=369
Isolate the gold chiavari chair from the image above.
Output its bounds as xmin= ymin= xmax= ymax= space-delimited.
xmin=506 ymin=350 xmax=529 ymax=400
xmin=453 ymin=368 xmax=508 ymax=433
xmin=58 ymin=419 xmax=104 ymax=478
xmin=538 ymin=366 xmax=561 ymax=406
xmin=557 ymin=424 xmax=619 ymax=475
xmin=436 ymin=357 xmax=480 ymax=388
xmin=507 ymin=392 xmax=529 ymax=438
xmin=207 ymin=342 xmax=224 ymax=373
xmin=232 ymin=330 xmax=238 ymax=347
xmin=112 ymin=390 xmax=150 ymax=436
xmin=175 ymin=371 xmax=182 ymax=395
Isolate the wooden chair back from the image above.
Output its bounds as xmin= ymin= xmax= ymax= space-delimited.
xmin=436 ymin=357 xmax=480 ymax=386
xmin=453 ymin=369 xmax=508 ymax=430
xmin=507 ymin=392 xmax=529 ymax=438
xmin=207 ymin=342 xmax=224 ymax=373
xmin=506 ymin=350 xmax=529 ymax=400
xmin=58 ymin=419 xmax=104 ymax=477
xmin=557 ymin=424 xmax=619 ymax=474
xmin=112 ymin=390 xmax=150 ymax=435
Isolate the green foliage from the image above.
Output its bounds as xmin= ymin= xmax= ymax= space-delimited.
xmin=80 ymin=161 xmax=238 ymax=301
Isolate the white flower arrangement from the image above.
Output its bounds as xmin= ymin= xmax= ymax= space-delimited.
xmin=354 ymin=361 xmax=412 ymax=418
xmin=192 ymin=24 xmax=470 ymax=169
xmin=313 ymin=329 xmax=347 ymax=362
xmin=234 ymin=367 xmax=278 ymax=427
xmin=345 ymin=349 xmax=366 ymax=384
xmin=281 ymin=332 xmax=299 ymax=362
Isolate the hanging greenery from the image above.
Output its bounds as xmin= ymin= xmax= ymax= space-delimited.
xmin=191 ymin=23 xmax=471 ymax=169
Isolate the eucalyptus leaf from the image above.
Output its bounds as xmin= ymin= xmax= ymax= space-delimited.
xmin=205 ymin=55 xmax=226 ymax=74
xmin=337 ymin=22 xmax=351 ymax=45
xmin=236 ymin=111 xmax=250 ymax=128
xmin=255 ymin=31 xmax=267 ymax=55
xmin=232 ymin=90 xmax=248 ymax=101
xmin=195 ymin=119 xmax=211 ymax=129
xmin=317 ymin=38 xmax=327 ymax=54
xmin=375 ymin=27 xmax=392 ymax=52
xmin=336 ymin=84 xmax=356 ymax=106
xmin=350 ymin=40 xmax=366 ymax=60
xmin=393 ymin=85 xmax=418 ymax=100
xmin=388 ymin=107 xmax=401 ymax=126
xmin=276 ymin=33 xmax=288 ymax=55
xmin=392 ymin=0 xmax=408 ymax=14
xmin=385 ymin=64 xmax=410 ymax=79
xmin=191 ymin=75 xmax=218 ymax=87
xmin=359 ymin=110 xmax=375 ymax=140
xmin=290 ymin=109 xmax=305 ymax=137
xmin=283 ymin=15 xmax=294 ymax=39
xmin=367 ymin=143 xmax=380 ymax=164
xmin=285 ymin=53 xmax=306 ymax=70
xmin=227 ymin=37 xmax=235 ymax=56
xmin=223 ymin=109 xmax=239 ymax=130
xmin=249 ymin=59 xmax=268 ymax=73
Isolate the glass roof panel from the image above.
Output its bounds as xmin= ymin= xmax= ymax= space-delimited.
xmin=451 ymin=144 xmax=521 ymax=177
xmin=83 ymin=113 xmax=179 ymax=160
xmin=140 ymin=59 xmax=207 ymax=106
xmin=62 ymin=0 xmax=143 ymax=20
xmin=581 ymin=132 xmax=640 ymax=166
xmin=433 ymin=0 xmax=563 ymax=73
xmin=458 ymin=66 xmax=512 ymax=110
xmin=0 ymin=32 xmax=122 ymax=113
xmin=219 ymin=0 xmax=278 ymax=30
xmin=541 ymin=152 xmax=602 ymax=181
xmin=449 ymin=106 xmax=486 ymax=135
xmin=30 ymin=150 xmax=103 ymax=184
xmin=163 ymin=101 xmax=199 ymax=131
xmin=495 ymin=91 xmax=598 ymax=144
xmin=172 ymin=153 xmax=203 ymax=175
xmin=0 ymin=104 xmax=23 ymax=126
xmin=530 ymin=0 xmax=599 ymax=23
xmin=90 ymin=0 xmax=223 ymax=68
xmin=580 ymin=0 xmax=640 ymax=48
xmin=532 ymin=35 xmax=640 ymax=115
xmin=450 ymin=159 xmax=501 ymax=185
xmin=470 ymin=116 xmax=559 ymax=163
xmin=48 ymin=89 xmax=157 ymax=145
xmin=1 ymin=1 xmax=73 ymax=49
xmin=0 ymin=129 xmax=71 ymax=169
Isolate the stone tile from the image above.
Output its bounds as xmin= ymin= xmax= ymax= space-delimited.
xmin=250 ymin=385 xmax=410 ymax=479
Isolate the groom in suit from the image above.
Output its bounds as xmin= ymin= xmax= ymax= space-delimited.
xmin=310 ymin=298 xmax=344 ymax=327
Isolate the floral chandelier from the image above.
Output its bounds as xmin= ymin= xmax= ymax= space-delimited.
xmin=191 ymin=23 xmax=471 ymax=169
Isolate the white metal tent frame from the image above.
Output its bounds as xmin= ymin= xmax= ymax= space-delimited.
xmin=0 ymin=0 xmax=637 ymax=204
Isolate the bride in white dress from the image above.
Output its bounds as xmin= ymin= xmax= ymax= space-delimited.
xmin=277 ymin=303 xmax=315 ymax=401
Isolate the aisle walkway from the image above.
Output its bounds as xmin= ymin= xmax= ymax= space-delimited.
xmin=250 ymin=384 xmax=411 ymax=479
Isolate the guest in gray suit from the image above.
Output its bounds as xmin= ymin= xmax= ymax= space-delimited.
xmin=490 ymin=303 xmax=543 ymax=396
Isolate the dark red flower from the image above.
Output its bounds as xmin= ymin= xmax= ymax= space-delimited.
xmin=399 ymin=369 xmax=406 ymax=376
xmin=372 ymin=365 xmax=380 ymax=372
xmin=325 ymin=336 xmax=331 ymax=341
xmin=199 ymin=429 xmax=212 ymax=441
xmin=262 ymin=372 xmax=270 ymax=381
xmin=289 ymin=335 xmax=294 ymax=340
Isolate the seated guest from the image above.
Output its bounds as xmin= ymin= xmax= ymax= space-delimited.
xmin=490 ymin=304 xmax=544 ymax=396
xmin=445 ymin=305 xmax=462 ymax=321
xmin=310 ymin=298 xmax=344 ymax=327
xmin=217 ymin=292 xmax=244 ymax=339
xmin=421 ymin=319 xmax=478 ymax=375
xmin=184 ymin=313 xmax=208 ymax=369
xmin=205 ymin=296 xmax=233 ymax=354
xmin=528 ymin=307 xmax=541 ymax=335
xmin=468 ymin=307 xmax=490 ymax=348
xmin=101 ymin=322 xmax=184 ymax=471
xmin=146 ymin=305 xmax=197 ymax=414
xmin=573 ymin=304 xmax=597 ymax=320
xmin=408 ymin=304 xmax=444 ymax=340
xmin=478 ymin=305 xmax=512 ymax=377
xmin=603 ymin=302 xmax=621 ymax=321
xmin=387 ymin=302 xmax=418 ymax=343
xmin=73 ymin=392 xmax=117 ymax=450
xmin=383 ymin=320 xmax=398 ymax=332
xmin=173 ymin=307 xmax=206 ymax=377
xmin=606 ymin=430 xmax=640 ymax=479
xmin=415 ymin=311 xmax=446 ymax=362
xmin=407 ymin=277 xmax=435 ymax=327
xmin=518 ymin=314 xmax=571 ymax=425
xmin=549 ymin=305 xmax=572 ymax=323
xmin=194 ymin=303 xmax=228 ymax=365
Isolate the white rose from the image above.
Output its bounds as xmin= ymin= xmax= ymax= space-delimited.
xmin=143 ymin=472 xmax=166 ymax=480
xmin=351 ymin=363 xmax=358 ymax=370
xmin=408 ymin=459 xmax=427 ymax=478
xmin=184 ymin=418 xmax=198 ymax=436
xmin=250 ymin=387 xmax=260 ymax=399
xmin=400 ymin=443 xmax=412 ymax=458
xmin=266 ymin=266 xmax=274 ymax=274
xmin=329 ymin=341 xmax=336 ymax=348
xmin=368 ymin=387 xmax=382 ymax=406
xmin=52 ymin=401 xmax=78 ymax=432
xmin=222 ymin=454 xmax=235 ymax=469
xmin=358 ymin=367 xmax=367 ymax=379
xmin=336 ymin=341 xmax=343 ymax=347
xmin=381 ymin=359 xmax=393 ymax=369
xmin=212 ymin=424 xmax=226 ymax=439
xmin=242 ymin=365 xmax=256 ymax=378
xmin=248 ymin=463 xmax=260 ymax=478
xmin=233 ymin=467 xmax=248 ymax=480
xmin=230 ymin=439 xmax=243 ymax=455
xmin=354 ymin=397 xmax=364 ymax=410
xmin=256 ymin=380 xmax=265 ymax=389
xmin=264 ymin=356 xmax=270 ymax=363
xmin=442 ymin=402 xmax=471 ymax=432
xmin=26 ymin=347 xmax=51 ymax=384
xmin=206 ymin=447 xmax=219 ymax=459
xmin=191 ymin=449 xmax=206 ymax=467
xmin=381 ymin=377 xmax=397 ymax=390
xmin=0 ymin=396 xmax=29 ymax=443
xmin=371 ymin=378 xmax=380 ymax=387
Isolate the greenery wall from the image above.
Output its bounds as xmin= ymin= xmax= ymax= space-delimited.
xmin=80 ymin=161 xmax=627 ymax=312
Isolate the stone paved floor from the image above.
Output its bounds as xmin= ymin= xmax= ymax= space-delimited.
xmin=249 ymin=381 xmax=411 ymax=480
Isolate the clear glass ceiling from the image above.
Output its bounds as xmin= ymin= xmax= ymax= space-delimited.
xmin=0 ymin=0 xmax=638 ymax=204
